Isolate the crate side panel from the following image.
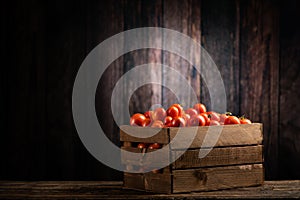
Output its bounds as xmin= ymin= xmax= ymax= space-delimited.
xmin=121 ymin=146 xmax=170 ymax=168
xmin=144 ymin=173 xmax=172 ymax=194
xmin=173 ymin=163 xmax=263 ymax=193
xmin=123 ymin=173 xmax=145 ymax=191
xmin=120 ymin=125 xmax=169 ymax=143
xmin=172 ymin=145 xmax=263 ymax=169
xmin=169 ymin=123 xmax=262 ymax=149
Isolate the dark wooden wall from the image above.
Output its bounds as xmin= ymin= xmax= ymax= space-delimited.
xmin=0 ymin=0 xmax=299 ymax=181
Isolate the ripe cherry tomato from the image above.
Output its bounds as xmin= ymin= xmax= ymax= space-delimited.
xmin=137 ymin=143 xmax=147 ymax=149
xmin=209 ymin=120 xmax=220 ymax=126
xmin=185 ymin=108 xmax=198 ymax=117
xmin=193 ymin=103 xmax=207 ymax=114
xmin=167 ymin=106 xmax=180 ymax=118
xmin=152 ymin=107 xmax=166 ymax=121
xmin=240 ymin=117 xmax=252 ymax=124
xmin=172 ymin=104 xmax=183 ymax=116
xmin=189 ymin=114 xmax=206 ymax=126
xmin=224 ymin=116 xmax=241 ymax=125
xmin=170 ymin=116 xmax=186 ymax=127
xmin=143 ymin=111 xmax=152 ymax=119
xmin=164 ymin=116 xmax=173 ymax=125
xmin=200 ymin=113 xmax=210 ymax=126
xmin=151 ymin=120 xmax=164 ymax=128
xmin=148 ymin=143 xmax=161 ymax=149
xmin=141 ymin=118 xmax=151 ymax=127
xmin=182 ymin=113 xmax=190 ymax=124
xmin=130 ymin=113 xmax=147 ymax=126
xmin=207 ymin=111 xmax=220 ymax=122
xmin=219 ymin=113 xmax=229 ymax=123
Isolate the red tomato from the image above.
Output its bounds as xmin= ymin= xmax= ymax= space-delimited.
xmin=209 ymin=120 xmax=220 ymax=126
xmin=185 ymin=108 xmax=198 ymax=117
xmin=151 ymin=120 xmax=164 ymax=128
xmin=141 ymin=118 xmax=151 ymax=127
xmin=193 ymin=103 xmax=207 ymax=114
xmin=207 ymin=111 xmax=220 ymax=122
xmin=200 ymin=113 xmax=210 ymax=126
xmin=143 ymin=111 xmax=152 ymax=119
xmin=182 ymin=113 xmax=190 ymax=122
xmin=219 ymin=114 xmax=229 ymax=123
xmin=148 ymin=143 xmax=161 ymax=149
xmin=170 ymin=116 xmax=186 ymax=127
xmin=137 ymin=143 xmax=147 ymax=149
xmin=152 ymin=107 xmax=167 ymax=121
xmin=189 ymin=114 xmax=206 ymax=126
xmin=130 ymin=113 xmax=146 ymax=126
xmin=166 ymin=106 xmax=180 ymax=118
xmin=164 ymin=116 xmax=173 ymax=125
xmin=240 ymin=118 xmax=252 ymax=124
xmin=172 ymin=104 xmax=183 ymax=116
xmin=224 ymin=116 xmax=241 ymax=125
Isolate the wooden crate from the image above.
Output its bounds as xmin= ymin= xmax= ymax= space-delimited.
xmin=120 ymin=123 xmax=264 ymax=193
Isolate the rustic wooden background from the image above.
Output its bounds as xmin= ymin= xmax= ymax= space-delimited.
xmin=0 ymin=0 xmax=299 ymax=181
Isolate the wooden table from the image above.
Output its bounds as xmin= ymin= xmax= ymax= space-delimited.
xmin=0 ymin=181 xmax=299 ymax=199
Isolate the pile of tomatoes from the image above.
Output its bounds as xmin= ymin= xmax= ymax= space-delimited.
xmin=129 ymin=103 xmax=252 ymax=128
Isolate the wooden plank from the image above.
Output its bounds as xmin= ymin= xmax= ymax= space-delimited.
xmin=1 ymin=181 xmax=300 ymax=199
xmin=169 ymin=123 xmax=262 ymax=149
xmin=162 ymin=0 xmax=201 ymax=108
xmin=121 ymin=147 xmax=170 ymax=168
xmin=83 ymin=0 xmax=124 ymax=180
xmin=173 ymin=164 xmax=264 ymax=193
xmin=279 ymin=0 xmax=300 ymax=180
xmin=144 ymin=173 xmax=172 ymax=194
xmin=123 ymin=173 xmax=145 ymax=191
xmin=201 ymin=0 xmax=240 ymax=113
xmin=124 ymin=0 xmax=163 ymax=115
xmin=240 ymin=0 xmax=279 ymax=180
xmin=172 ymin=145 xmax=263 ymax=169
xmin=120 ymin=125 xmax=169 ymax=144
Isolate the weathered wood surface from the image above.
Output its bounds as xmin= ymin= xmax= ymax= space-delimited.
xmin=173 ymin=164 xmax=263 ymax=193
xmin=239 ymin=0 xmax=279 ymax=179
xmin=120 ymin=126 xmax=169 ymax=143
xmin=1 ymin=0 xmax=299 ymax=181
xmin=0 ymin=181 xmax=300 ymax=199
xmin=201 ymin=0 xmax=240 ymax=113
xmin=169 ymin=123 xmax=262 ymax=149
xmin=121 ymin=146 xmax=170 ymax=167
xmin=172 ymin=145 xmax=263 ymax=169
xmin=279 ymin=0 xmax=300 ymax=180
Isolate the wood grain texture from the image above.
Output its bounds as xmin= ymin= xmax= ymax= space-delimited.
xmin=279 ymin=0 xmax=300 ymax=180
xmin=120 ymin=125 xmax=169 ymax=143
xmin=162 ymin=0 xmax=201 ymax=108
xmin=201 ymin=0 xmax=240 ymax=113
xmin=172 ymin=145 xmax=263 ymax=169
xmin=169 ymin=123 xmax=262 ymax=149
xmin=1 ymin=0 xmax=300 ymax=181
xmin=1 ymin=181 xmax=300 ymax=199
xmin=173 ymin=164 xmax=263 ymax=193
xmin=88 ymin=0 xmax=124 ymax=180
xmin=240 ymin=0 xmax=279 ymax=180
xmin=124 ymin=0 xmax=163 ymax=115
xmin=121 ymin=146 xmax=170 ymax=168
xmin=124 ymin=173 xmax=145 ymax=191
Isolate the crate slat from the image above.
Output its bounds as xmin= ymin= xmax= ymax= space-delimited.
xmin=169 ymin=123 xmax=262 ymax=149
xmin=172 ymin=164 xmax=264 ymax=193
xmin=172 ymin=145 xmax=263 ymax=169
xmin=120 ymin=125 xmax=169 ymax=143
xmin=121 ymin=146 xmax=170 ymax=168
